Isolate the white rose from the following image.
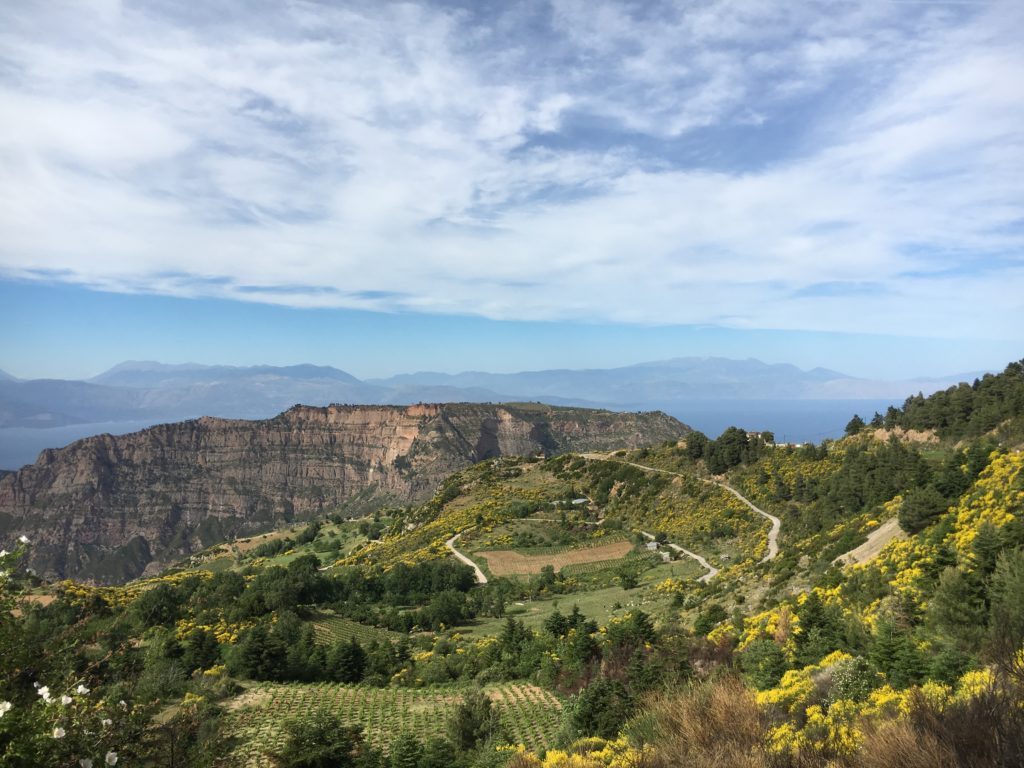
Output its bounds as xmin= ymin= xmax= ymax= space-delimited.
xmin=38 ymin=686 xmax=52 ymax=703
xmin=52 ymin=726 xmax=66 ymax=738
xmin=76 ymin=684 xmax=90 ymax=695
xmin=0 ymin=701 xmax=12 ymax=718
xmin=80 ymin=760 xmax=94 ymax=768
xmin=18 ymin=535 xmax=29 ymax=544
xmin=101 ymin=718 xmax=112 ymax=726
xmin=105 ymin=751 xmax=118 ymax=765
xmin=0 ymin=549 xmax=8 ymax=557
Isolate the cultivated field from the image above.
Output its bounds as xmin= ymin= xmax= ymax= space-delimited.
xmin=474 ymin=539 xmax=634 ymax=576
xmin=310 ymin=613 xmax=400 ymax=645
xmin=224 ymin=682 xmax=562 ymax=766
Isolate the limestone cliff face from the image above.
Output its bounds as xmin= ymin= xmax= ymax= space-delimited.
xmin=0 ymin=403 xmax=687 ymax=583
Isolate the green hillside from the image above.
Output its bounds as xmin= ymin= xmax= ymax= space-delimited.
xmin=2 ymin=360 xmax=1023 ymax=767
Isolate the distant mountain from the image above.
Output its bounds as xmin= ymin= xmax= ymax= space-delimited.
xmin=90 ymin=361 xmax=363 ymax=388
xmin=370 ymin=357 xmax=970 ymax=402
xmin=0 ymin=357 xmax=982 ymax=435
xmin=0 ymin=369 xmax=17 ymax=382
xmin=0 ymin=363 xmax=388 ymax=428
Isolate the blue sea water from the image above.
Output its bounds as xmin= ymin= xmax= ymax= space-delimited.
xmin=0 ymin=399 xmax=902 ymax=472
xmin=657 ymin=399 xmax=903 ymax=443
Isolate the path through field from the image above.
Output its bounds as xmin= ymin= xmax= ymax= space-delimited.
xmin=639 ymin=531 xmax=718 ymax=582
xmin=445 ymin=531 xmax=488 ymax=584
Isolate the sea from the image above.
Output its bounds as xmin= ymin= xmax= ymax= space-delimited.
xmin=0 ymin=399 xmax=902 ymax=472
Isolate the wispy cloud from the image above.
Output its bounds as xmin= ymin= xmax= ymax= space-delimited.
xmin=0 ymin=0 xmax=1020 ymax=339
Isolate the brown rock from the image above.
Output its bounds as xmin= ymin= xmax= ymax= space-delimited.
xmin=0 ymin=402 xmax=687 ymax=583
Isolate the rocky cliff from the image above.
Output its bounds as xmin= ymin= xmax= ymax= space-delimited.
xmin=0 ymin=403 xmax=687 ymax=583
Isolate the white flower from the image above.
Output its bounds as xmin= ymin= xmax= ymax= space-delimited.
xmin=80 ymin=760 xmax=94 ymax=768
xmin=38 ymin=686 xmax=52 ymax=703
xmin=0 ymin=701 xmax=12 ymax=718
xmin=101 ymin=718 xmax=112 ymax=726
xmin=62 ymin=694 xmax=74 ymax=705
xmin=18 ymin=535 xmax=29 ymax=544
xmin=118 ymin=700 xmax=127 ymax=709
xmin=0 ymin=549 xmax=8 ymax=557
xmin=76 ymin=684 xmax=90 ymax=695
xmin=52 ymin=726 xmax=66 ymax=739
xmin=105 ymin=751 xmax=118 ymax=765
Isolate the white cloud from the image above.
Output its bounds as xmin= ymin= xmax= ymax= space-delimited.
xmin=0 ymin=0 xmax=1020 ymax=340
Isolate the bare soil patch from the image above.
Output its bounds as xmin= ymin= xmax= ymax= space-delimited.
xmin=476 ymin=540 xmax=634 ymax=576
xmin=834 ymin=517 xmax=907 ymax=566
xmin=870 ymin=427 xmax=939 ymax=444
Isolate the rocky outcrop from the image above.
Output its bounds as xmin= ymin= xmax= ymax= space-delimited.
xmin=0 ymin=403 xmax=687 ymax=583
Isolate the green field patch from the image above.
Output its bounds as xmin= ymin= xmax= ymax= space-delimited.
xmin=456 ymin=560 xmax=700 ymax=638
xmin=223 ymin=682 xmax=562 ymax=765
xmin=310 ymin=613 xmax=401 ymax=645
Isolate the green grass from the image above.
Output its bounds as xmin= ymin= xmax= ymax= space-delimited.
xmin=224 ymin=681 xmax=563 ymax=765
xmin=310 ymin=614 xmax=401 ymax=645
xmin=456 ymin=560 xmax=702 ymax=637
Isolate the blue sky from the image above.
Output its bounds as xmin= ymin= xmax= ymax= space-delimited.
xmin=0 ymin=0 xmax=1021 ymax=381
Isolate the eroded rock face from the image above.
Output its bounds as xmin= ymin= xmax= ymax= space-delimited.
xmin=0 ymin=403 xmax=687 ymax=583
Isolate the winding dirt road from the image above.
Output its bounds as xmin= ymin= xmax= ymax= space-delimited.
xmin=639 ymin=530 xmax=719 ymax=583
xmin=716 ymin=481 xmax=781 ymax=563
xmin=445 ymin=532 xmax=488 ymax=584
xmin=582 ymin=453 xmax=782 ymax=564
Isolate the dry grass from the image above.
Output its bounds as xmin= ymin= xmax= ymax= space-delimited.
xmin=638 ymin=676 xmax=769 ymax=768
xmin=475 ymin=540 xmax=634 ymax=576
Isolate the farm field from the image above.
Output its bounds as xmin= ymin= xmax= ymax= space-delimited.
xmin=474 ymin=539 xmax=635 ymax=576
xmin=310 ymin=613 xmax=401 ymax=645
xmin=224 ymin=682 xmax=562 ymax=766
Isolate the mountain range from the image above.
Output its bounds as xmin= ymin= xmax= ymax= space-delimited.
xmin=0 ymin=357 xmax=979 ymax=431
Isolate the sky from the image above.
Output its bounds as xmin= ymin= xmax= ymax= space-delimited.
xmin=0 ymin=0 xmax=1021 ymax=381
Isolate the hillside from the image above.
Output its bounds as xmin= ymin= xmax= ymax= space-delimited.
xmin=1 ymin=362 xmax=1022 ymax=768
xmin=0 ymin=403 xmax=687 ymax=583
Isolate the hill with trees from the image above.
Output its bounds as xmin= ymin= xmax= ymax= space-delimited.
xmin=1 ymin=361 xmax=1022 ymax=767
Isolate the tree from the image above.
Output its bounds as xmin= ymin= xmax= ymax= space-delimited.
xmin=569 ymin=677 xmax=633 ymax=740
xmin=446 ymin=689 xmax=502 ymax=752
xmin=693 ymin=603 xmax=728 ymax=636
xmin=845 ymin=415 xmax=866 ymax=436
xmin=740 ymin=638 xmax=788 ymax=690
xmin=330 ymin=638 xmax=367 ymax=683
xmin=388 ymin=733 xmax=422 ymax=768
xmin=418 ymin=738 xmax=457 ymax=768
xmin=181 ymin=628 xmax=220 ymax=673
xmin=275 ymin=710 xmax=373 ymax=768
xmin=685 ymin=432 xmax=709 ymax=461
xmin=928 ymin=567 xmax=986 ymax=647
xmin=988 ymin=548 xmax=1024 ymax=681
xmin=897 ymin=486 xmax=947 ymax=534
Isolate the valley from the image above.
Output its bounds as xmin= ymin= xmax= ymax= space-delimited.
xmin=1 ymin=361 xmax=1023 ymax=768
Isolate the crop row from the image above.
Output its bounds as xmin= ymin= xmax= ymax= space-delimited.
xmin=311 ymin=614 xmax=399 ymax=645
xmin=223 ymin=682 xmax=563 ymax=766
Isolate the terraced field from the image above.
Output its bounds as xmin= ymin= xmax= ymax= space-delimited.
xmin=224 ymin=682 xmax=562 ymax=766
xmin=310 ymin=613 xmax=401 ymax=645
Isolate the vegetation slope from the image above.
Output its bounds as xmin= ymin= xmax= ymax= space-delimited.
xmin=1 ymin=359 xmax=1022 ymax=767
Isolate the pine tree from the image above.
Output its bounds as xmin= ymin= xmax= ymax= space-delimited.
xmin=388 ymin=733 xmax=422 ymax=768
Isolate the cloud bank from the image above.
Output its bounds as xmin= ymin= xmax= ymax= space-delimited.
xmin=0 ymin=0 xmax=1021 ymax=338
